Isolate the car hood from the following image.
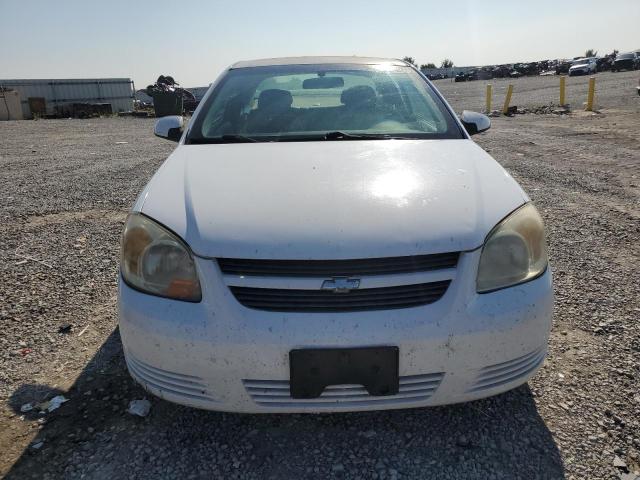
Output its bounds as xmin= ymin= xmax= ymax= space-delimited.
xmin=136 ymin=140 xmax=528 ymax=259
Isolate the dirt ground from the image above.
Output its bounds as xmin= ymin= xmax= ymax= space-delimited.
xmin=0 ymin=70 xmax=639 ymax=479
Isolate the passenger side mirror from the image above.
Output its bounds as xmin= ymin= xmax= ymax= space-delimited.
xmin=460 ymin=110 xmax=491 ymax=136
xmin=154 ymin=115 xmax=184 ymax=142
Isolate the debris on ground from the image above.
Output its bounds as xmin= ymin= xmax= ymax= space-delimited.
xmin=36 ymin=395 xmax=68 ymax=413
xmin=77 ymin=325 xmax=90 ymax=337
xmin=127 ymin=399 xmax=151 ymax=417
xmin=614 ymin=456 xmax=628 ymax=469
xmin=58 ymin=324 xmax=72 ymax=334
xmin=20 ymin=403 xmax=34 ymax=413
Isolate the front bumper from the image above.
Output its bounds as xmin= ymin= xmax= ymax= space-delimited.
xmin=569 ymin=68 xmax=589 ymax=75
xmin=614 ymin=61 xmax=635 ymax=71
xmin=118 ymin=250 xmax=553 ymax=413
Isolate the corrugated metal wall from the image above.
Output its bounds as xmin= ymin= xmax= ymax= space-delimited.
xmin=0 ymin=78 xmax=134 ymax=119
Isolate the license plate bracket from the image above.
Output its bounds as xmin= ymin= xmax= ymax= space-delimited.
xmin=289 ymin=347 xmax=399 ymax=399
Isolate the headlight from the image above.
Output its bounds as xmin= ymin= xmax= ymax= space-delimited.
xmin=476 ymin=203 xmax=548 ymax=293
xmin=121 ymin=213 xmax=201 ymax=302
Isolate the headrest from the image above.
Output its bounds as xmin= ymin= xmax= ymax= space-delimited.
xmin=258 ymin=89 xmax=293 ymax=111
xmin=340 ymin=85 xmax=376 ymax=108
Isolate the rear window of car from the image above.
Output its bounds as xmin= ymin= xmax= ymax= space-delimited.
xmin=187 ymin=64 xmax=464 ymax=143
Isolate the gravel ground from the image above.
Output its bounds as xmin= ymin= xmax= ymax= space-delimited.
xmin=0 ymin=71 xmax=639 ymax=480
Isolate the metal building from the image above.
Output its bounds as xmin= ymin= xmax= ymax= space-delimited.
xmin=0 ymin=78 xmax=134 ymax=119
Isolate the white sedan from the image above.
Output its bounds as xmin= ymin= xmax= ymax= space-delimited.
xmin=568 ymin=58 xmax=597 ymax=76
xmin=119 ymin=57 xmax=552 ymax=413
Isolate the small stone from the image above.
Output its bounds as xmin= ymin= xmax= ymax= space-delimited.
xmin=332 ymin=464 xmax=344 ymax=473
xmin=613 ymin=456 xmax=627 ymax=468
xmin=618 ymin=473 xmax=639 ymax=480
xmin=127 ymin=399 xmax=151 ymax=417
xmin=457 ymin=435 xmax=471 ymax=447
xmin=58 ymin=324 xmax=72 ymax=334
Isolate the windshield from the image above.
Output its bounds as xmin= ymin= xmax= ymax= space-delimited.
xmin=187 ymin=64 xmax=464 ymax=143
xmin=571 ymin=59 xmax=589 ymax=66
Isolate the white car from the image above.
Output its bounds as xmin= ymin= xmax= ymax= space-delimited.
xmin=568 ymin=57 xmax=597 ymax=76
xmin=119 ymin=57 xmax=552 ymax=413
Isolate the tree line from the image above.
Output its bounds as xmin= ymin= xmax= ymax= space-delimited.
xmin=402 ymin=57 xmax=454 ymax=69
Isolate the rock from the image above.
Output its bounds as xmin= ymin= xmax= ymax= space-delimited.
xmin=457 ymin=435 xmax=471 ymax=448
xmin=128 ymin=399 xmax=151 ymax=417
xmin=332 ymin=464 xmax=344 ymax=473
xmin=613 ymin=456 xmax=627 ymax=468
xmin=58 ymin=323 xmax=72 ymax=334
xmin=20 ymin=402 xmax=34 ymax=413
xmin=618 ymin=473 xmax=639 ymax=480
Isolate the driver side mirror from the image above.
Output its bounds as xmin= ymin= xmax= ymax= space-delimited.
xmin=460 ymin=110 xmax=491 ymax=136
xmin=154 ymin=115 xmax=184 ymax=142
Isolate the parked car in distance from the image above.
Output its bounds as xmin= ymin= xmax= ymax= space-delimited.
xmin=454 ymin=71 xmax=468 ymax=82
xmin=555 ymin=60 xmax=572 ymax=75
xmin=119 ymin=56 xmax=553 ymax=413
xmin=568 ymin=58 xmax=597 ymax=76
xmin=612 ymin=52 xmax=639 ymax=72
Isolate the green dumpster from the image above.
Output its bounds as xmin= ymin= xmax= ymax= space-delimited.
xmin=153 ymin=92 xmax=183 ymax=117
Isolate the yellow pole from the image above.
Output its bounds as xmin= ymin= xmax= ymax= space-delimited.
xmin=586 ymin=77 xmax=596 ymax=111
xmin=502 ymin=84 xmax=514 ymax=115
xmin=485 ymin=84 xmax=493 ymax=113
xmin=559 ymin=76 xmax=566 ymax=106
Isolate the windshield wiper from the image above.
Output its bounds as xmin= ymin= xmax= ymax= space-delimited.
xmin=189 ymin=134 xmax=258 ymax=144
xmin=322 ymin=131 xmax=415 ymax=141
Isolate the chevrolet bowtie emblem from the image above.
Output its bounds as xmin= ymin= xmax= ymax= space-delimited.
xmin=321 ymin=277 xmax=361 ymax=293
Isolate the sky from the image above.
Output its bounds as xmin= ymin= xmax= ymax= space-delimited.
xmin=1 ymin=0 xmax=639 ymax=88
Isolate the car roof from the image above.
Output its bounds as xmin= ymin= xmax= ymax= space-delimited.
xmin=230 ymin=56 xmax=408 ymax=69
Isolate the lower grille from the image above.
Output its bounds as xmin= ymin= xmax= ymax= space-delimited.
xmin=468 ymin=348 xmax=546 ymax=392
xmin=126 ymin=354 xmax=215 ymax=403
xmin=230 ymin=280 xmax=450 ymax=312
xmin=244 ymin=373 xmax=444 ymax=408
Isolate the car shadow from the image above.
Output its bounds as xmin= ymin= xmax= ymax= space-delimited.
xmin=5 ymin=329 xmax=565 ymax=479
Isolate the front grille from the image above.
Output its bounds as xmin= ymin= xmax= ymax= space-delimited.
xmin=468 ymin=348 xmax=546 ymax=392
xmin=230 ymin=280 xmax=450 ymax=312
xmin=218 ymin=252 xmax=459 ymax=277
xmin=244 ymin=373 xmax=444 ymax=409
